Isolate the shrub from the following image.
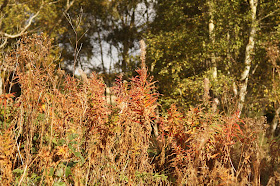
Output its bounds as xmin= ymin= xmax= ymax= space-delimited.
xmin=0 ymin=34 xmax=278 ymax=185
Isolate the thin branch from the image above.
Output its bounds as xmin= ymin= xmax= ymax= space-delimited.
xmin=0 ymin=2 xmax=44 ymax=49
xmin=258 ymin=8 xmax=280 ymax=22
xmin=0 ymin=37 xmax=7 ymax=48
xmin=67 ymin=0 xmax=76 ymax=9
xmin=1 ymin=5 xmax=43 ymax=39
xmin=48 ymin=0 xmax=76 ymax=33
xmin=64 ymin=9 xmax=87 ymax=76
xmin=63 ymin=12 xmax=77 ymax=34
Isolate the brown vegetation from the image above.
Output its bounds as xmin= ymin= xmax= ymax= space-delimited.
xmin=0 ymin=35 xmax=279 ymax=185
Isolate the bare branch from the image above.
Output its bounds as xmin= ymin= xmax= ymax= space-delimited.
xmin=0 ymin=37 xmax=7 ymax=48
xmin=66 ymin=0 xmax=76 ymax=10
xmin=64 ymin=12 xmax=77 ymax=35
xmin=48 ymin=0 xmax=76 ymax=33
xmin=0 ymin=2 xmax=44 ymax=48
xmin=64 ymin=8 xmax=87 ymax=76
xmin=2 ymin=7 xmax=42 ymax=39
xmin=258 ymin=8 xmax=280 ymax=22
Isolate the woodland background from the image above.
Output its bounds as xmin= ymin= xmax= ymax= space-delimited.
xmin=0 ymin=0 xmax=280 ymax=185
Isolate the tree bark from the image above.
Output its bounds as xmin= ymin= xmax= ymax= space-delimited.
xmin=271 ymin=107 xmax=280 ymax=135
xmin=238 ymin=0 xmax=258 ymax=117
xmin=0 ymin=75 xmax=2 ymax=95
xmin=208 ymin=0 xmax=217 ymax=79
xmin=94 ymin=15 xmax=106 ymax=74
xmin=207 ymin=0 xmax=219 ymax=112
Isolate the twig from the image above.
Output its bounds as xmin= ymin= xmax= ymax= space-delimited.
xmin=258 ymin=8 xmax=280 ymax=22
xmin=0 ymin=2 xmax=44 ymax=48
xmin=1 ymin=4 xmax=43 ymax=39
xmin=64 ymin=9 xmax=88 ymax=76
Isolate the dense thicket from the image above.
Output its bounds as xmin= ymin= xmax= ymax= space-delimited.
xmin=1 ymin=0 xmax=280 ymax=185
xmin=0 ymin=34 xmax=278 ymax=185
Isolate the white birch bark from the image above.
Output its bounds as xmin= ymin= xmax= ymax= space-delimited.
xmin=207 ymin=0 xmax=219 ymax=112
xmin=271 ymin=107 xmax=280 ymax=135
xmin=0 ymin=63 xmax=4 ymax=95
xmin=208 ymin=0 xmax=217 ymax=79
xmin=238 ymin=0 xmax=258 ymax=116
xmin=0 ymin=75 xmax=2 ymax=95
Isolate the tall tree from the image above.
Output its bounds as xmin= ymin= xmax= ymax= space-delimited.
xmin=238 ymin=0 xmax=258 ymax=116
xmin=146 ymin=0 xmax=280 ymax=117
xmin=104 ymin=0 xmax=153 ymax=74
xmin=207 ymin=0 xmax=217 ymax=79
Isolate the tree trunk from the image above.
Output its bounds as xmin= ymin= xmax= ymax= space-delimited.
xmin=238 ymin=0 xmax=258 ymax=117
xmin=208 ymin=0 xmax=217 ymax=79
xmin=207 ymin=0 xmax=219 ymax=112
xmin=122 ymin=42 xmax=129 ymax=73
xmin=94 ymin=16 xmax=106 ymax=75
xmin=0 ymin=76 xmax=2 ymax=95
xmin=271 ymin=107 xmax=280 ymax=135
xmin=0 ymin=63 xmax=3 ymax=95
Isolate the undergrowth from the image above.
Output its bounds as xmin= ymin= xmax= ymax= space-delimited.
xmin=0 ymin=35 xmax=279 ymax=185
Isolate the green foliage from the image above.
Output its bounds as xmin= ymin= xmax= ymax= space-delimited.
xmin=146 ymin=0 xmax=280 ymax=117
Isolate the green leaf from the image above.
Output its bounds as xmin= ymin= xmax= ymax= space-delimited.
xmin=68 ymin=143 xmax=75 ymax=152
xmin=56 ymin=167 xmax=64 ymax=177
xmin=68 ymin=133 xmax=78 ymax=141
xmin=153 ymin=173 xmax=168 ymax=180
xmin=53 ymin=182 xmax=66 ymax=186
xmin=73 ymin=151 xmax=85 ymax=164
xmin=73 ymin=151 xmax=81 ymax=157
xmin=49 ymin=167 xmax=54 ymax=176
xmin=58 ymin=139 xmax=66 ymax=146
xmin=31 ymin=173 xmax=37 ymax=179
xmin=13 ymin=168 xmax=24 ymax=174
xmin=65 ymin=167 xmax=71 ymax=177
xmin=52 ymin=138 xmax=58 ymax=145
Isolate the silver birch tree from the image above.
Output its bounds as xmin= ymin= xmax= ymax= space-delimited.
xmin=238 ymin=0 xmax=258 ymax=116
